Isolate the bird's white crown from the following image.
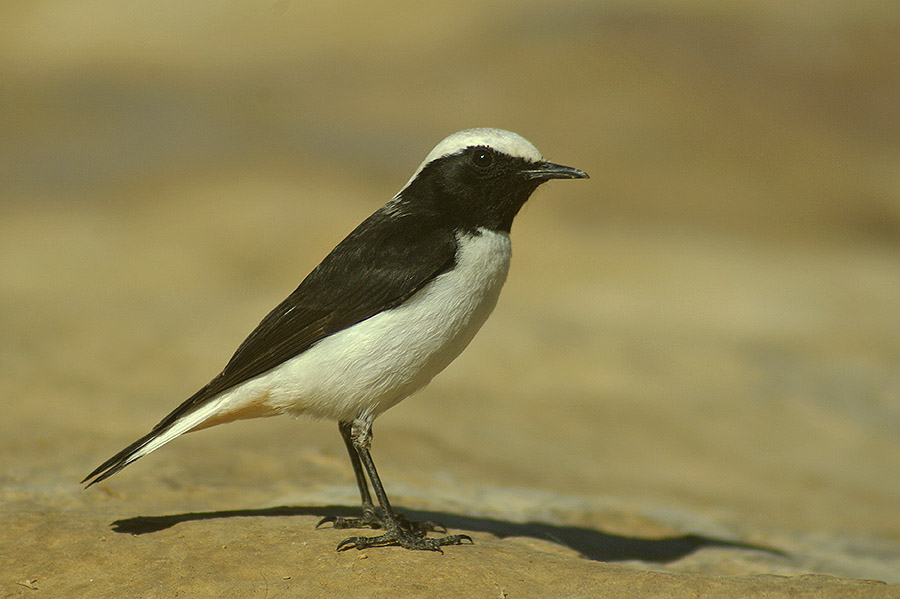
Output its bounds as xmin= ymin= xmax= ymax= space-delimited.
xmin=422 ymin=128 xmax=543 ymax=165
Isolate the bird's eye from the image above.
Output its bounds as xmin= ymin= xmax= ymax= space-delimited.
xmin=471 ymin=148 xmax=494 ymax=168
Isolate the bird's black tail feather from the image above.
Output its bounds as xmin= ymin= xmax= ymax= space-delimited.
xmin=82 ymin=383 xmax=217 ymax=487
xmin=81 ymin=429 xmax=160 ymax=487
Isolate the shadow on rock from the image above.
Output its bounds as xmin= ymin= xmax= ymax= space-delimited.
xmin=110 ymin=504 xmax=785 ymax=563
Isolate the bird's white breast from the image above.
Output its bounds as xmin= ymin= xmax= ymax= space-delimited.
xmin=205 ymin=228 xmax=512 ymax=424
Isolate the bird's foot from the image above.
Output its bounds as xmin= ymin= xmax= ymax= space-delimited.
xmin=317 ymin=506 xmax=382 ymax=530
xmin=318 ymin=509 xmax=446 ymax=535
xmin=395 ymin=513 xmax=447 ymax=535
xmin=336 ymin=528 xmax=472 ymax=553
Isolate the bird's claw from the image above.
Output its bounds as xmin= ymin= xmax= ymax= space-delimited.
xmin=336 ymin=530 xmax=472 ymax=552
xmin=316 ymin=514 xmax=382 ymax=530
xmin=319 ymin=508 xmax=464 ymax=552
xmin=317 ymin=511 xmax=446 ymax=534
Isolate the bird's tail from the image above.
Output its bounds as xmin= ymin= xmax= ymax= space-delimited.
xmin=82 ymin=428 xmax=167 ymax=487
xmin=82 ymin=386 xmax=230 ymax=487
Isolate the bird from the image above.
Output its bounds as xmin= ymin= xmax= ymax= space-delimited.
xmin=83 ymin=127 xmax=589 ymax=552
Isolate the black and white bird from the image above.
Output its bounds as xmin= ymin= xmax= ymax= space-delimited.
xmin=83 ymin=128 xmax=588 ymax=551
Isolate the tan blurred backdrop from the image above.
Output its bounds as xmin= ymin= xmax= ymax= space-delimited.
xmin=3 ymin=1 xmax=898 ymax=239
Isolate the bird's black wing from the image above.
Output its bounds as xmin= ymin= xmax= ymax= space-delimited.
xmin=83 ymin=206 xmax=458 ymax=486
xmin=211 ymin=208 xmax=458 ymax=399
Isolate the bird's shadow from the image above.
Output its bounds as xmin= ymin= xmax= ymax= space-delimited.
xmin=110 ymin=504 xmax=785 ymax=563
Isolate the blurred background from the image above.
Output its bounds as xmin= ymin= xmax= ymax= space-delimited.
xmin=4 ymin=1 xmax=899 ymax=239
xmin=2 ymin=0 xmax=900 ymax=587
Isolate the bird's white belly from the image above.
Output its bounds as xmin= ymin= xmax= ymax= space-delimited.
xmin=208 ymin=228 xmax=511 ymax=423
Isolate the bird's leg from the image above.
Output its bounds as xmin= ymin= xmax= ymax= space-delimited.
xmin=334 ymin=420 xmax=472 ymax=552
xmin=340 ymin=420 xmax=378 ymax=521
xmin=318 ymin=417 xmax=444 ymax=534
xmin=317 ymin=421 xmax=380 ymax=530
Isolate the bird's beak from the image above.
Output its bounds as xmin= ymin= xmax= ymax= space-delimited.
xmin=521 ymin=161 xmax=589 ymax=181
